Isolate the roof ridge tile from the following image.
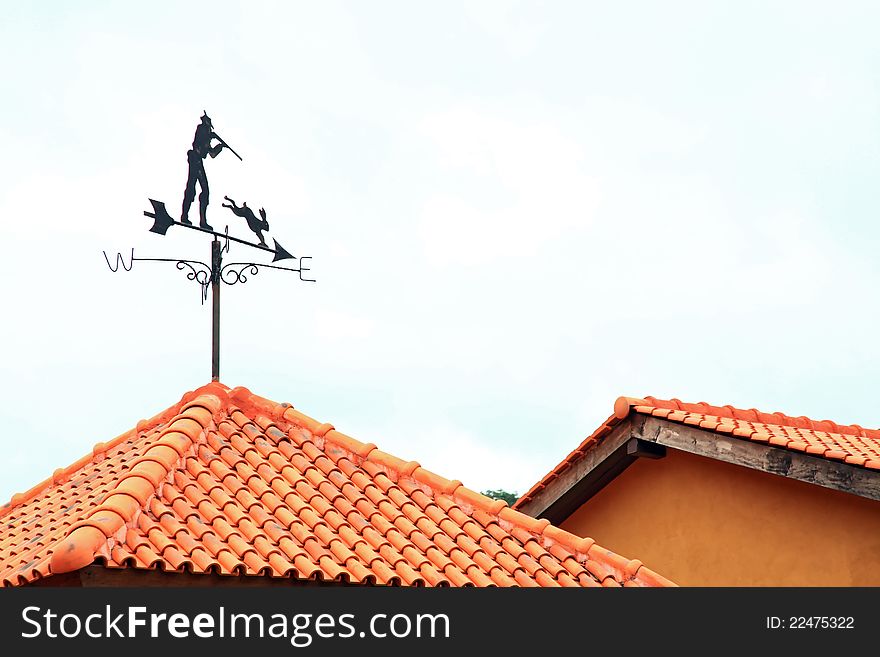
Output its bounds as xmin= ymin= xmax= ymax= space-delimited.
xmin=1 ymin=382 xmax=233 ymax=520
xmin=619 ymin=395 xmax=880 ymax=440
xmin=48 ymin=392 xmax=223 ymax=575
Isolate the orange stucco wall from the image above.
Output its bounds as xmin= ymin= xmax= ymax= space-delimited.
xmin=559 ymin=449 xmax=880 ymax=586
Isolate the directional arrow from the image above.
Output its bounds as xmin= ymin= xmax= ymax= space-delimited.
xmin=272 ymin=238 xmax=293 ymax=262
xmin=145 ymin=199 xmax=295 ymax=261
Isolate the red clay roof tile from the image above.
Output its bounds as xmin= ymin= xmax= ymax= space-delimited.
xmin=0 ymin=382 xmax=672 ymax=587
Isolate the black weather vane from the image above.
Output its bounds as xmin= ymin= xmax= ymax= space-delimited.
xmin=104 ymin=112 xmax=315 ymax=381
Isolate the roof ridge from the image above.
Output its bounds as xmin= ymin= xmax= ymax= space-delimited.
xmin=229 ymin=387 xmax=674 ymax=587
xmin=48 ymin=387 xmax=226 ymax=574
xmin=0 ymin=383 xmax=231 ymax=521
xmin=619 ymin=395 xmax=880 ymax=439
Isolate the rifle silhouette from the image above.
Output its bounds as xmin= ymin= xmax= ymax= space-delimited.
xmin=213 ymin=133 xmax=243 ymax=161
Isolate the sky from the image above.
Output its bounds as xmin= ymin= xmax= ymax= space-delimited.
xmin=1 ymin=1 xmax=879 ymax=503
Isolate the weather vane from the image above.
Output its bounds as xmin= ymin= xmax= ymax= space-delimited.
xmin=104 ymin=112 xmax=315 ymax=381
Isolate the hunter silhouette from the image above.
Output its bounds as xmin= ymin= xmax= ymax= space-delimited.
xmin=222 ymin=196 xmax=269 ymax=246
xmin=181 ymin=112 xmax=230 ymax=230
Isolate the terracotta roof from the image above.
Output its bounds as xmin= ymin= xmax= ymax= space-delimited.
xmin=515 ymin=395 xmax=880 ymax=509
xmin=0 ymin=383 xmax=672 ymax=587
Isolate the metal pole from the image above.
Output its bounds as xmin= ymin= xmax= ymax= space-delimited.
xmin=211 ymin=239 xmax=221 ymax=381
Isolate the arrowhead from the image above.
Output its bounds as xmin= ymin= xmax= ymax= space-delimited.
xmin=272 ymin=238 xmax=294 ymax=262
xmin=145 ymin=199 xmax=174 ymax=235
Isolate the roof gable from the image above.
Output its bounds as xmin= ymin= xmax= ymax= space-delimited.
xmin=515 ymin=395 xmax=880 ymax=516
xmin=0 ymin=383 xmax=672 ymax=587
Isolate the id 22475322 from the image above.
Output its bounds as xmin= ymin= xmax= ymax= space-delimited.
xmin=766 ymin=617 xmax=854 ymax=630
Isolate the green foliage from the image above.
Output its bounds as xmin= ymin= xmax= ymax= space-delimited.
xmin=481 ymin=489 xmax=518 ymax=506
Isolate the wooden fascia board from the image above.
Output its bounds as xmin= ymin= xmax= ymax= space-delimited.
xmin=516 ymin=420 xmax=635 ymax=522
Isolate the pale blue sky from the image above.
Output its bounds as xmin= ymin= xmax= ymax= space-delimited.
xmin=1 ymin=1 xmax=879 ymax=501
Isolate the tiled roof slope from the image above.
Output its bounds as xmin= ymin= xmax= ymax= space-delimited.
xmin=515 ymin=395 xmax=880 ymax=509
xmin=0 ymin=383 xmax=672 ymax=587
